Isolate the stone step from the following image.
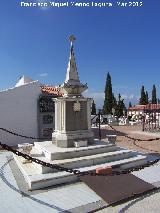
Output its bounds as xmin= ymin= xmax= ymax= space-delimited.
xmin=25 ymin=155 xmax=147 ymax=190
xmin=30 ymin=147 xmax=44 ymax=157
xmin=34 ymin=149 xmax=135 ymax=174
xmin=34 ymin=140 xmax=118 ymax=160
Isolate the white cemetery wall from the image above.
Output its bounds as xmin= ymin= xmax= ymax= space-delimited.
xmin=0 ymin=81 xmax=41 ymax=146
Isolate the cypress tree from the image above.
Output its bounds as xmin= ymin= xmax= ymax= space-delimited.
xmin=152 ymin=84 xmax=157 ymax=104
xmin=145 ymin=91 xmax=149 ymax=104
xmin=112 ymin=93 xmax=117 ymax=114
xmin=129 ymin=102 xmax=132 ymax=108
xmin=103 ymin=72 xmax=113 ymax=114
xmin=91 ymin=100 xmax=96 ymax=115
xmin=112 ymin=93 xmax=116 ymax=105
xmin=139 ymin=85 xmax=147 ymax=105
xmin=115 ymin=94 xmax=125 ymax=118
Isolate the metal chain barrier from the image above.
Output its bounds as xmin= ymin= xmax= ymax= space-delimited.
xmin=100 ymin=113 xmax=160 ymax=142
xmin=0 ymin=140 xmax=81 ymax=175
xmin=0 ymin=127 xmax=49 ymax=140
xmin=132 ymin=140 xmax=160 ymax=153
xmin=91 ymin=114 xmax=98 ymax=122
xmin=0 ymin=119 xmax=160 ymax=176
xmin=0 ymin=139 xmax=160 ymax=177
xmin=1 ymin=113 xmax=156 ymax=143
xmin=108 ymin=124 xmax=160 ymax=142
xmin=108 ymin=125 xmax=160 ymax=153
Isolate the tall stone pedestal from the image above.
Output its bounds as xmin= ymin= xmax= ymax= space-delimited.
xmin=13 ymin=36 xmax=151 ymax=193
xmin=52 ymin=97 xmax=94 ymax=148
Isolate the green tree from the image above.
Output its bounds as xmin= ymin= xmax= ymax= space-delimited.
xmin=145 ymin=91 xmax=149 ymax=104
xmin=129 ymin=102 xmax=132 ymax=108
xmin=115 ymin=94 xmax=126 ymax=118
xmin=112 ymin=93 xmax=117 ymax=114
xmin=152 ymin=84 xmax=157 ymax=104
xmin=103 ymin=72 xmax=113 ymax=114
xmin=139 ymin=85 xmax=147 ymax=105
xmin=91 ymin=100 xmax=96 ymax=115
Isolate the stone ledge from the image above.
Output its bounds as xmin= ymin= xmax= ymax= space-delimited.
xmin=13 ymin=154 xmax=147 ymax=190
xmin=34 ymin=140 xmax=117 ymax=160
xmin=74 ymin=140 xmax=88 ymax=148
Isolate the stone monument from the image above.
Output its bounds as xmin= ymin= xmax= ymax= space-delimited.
xmin=52 ymin=35 xmax=94 ymax=148
xmin=13 ymin=36 xmax=149 ymax=190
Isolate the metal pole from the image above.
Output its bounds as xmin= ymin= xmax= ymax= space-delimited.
xmin=142 ymin=116 xmax=145 ymax=131
xmin=98 ymin=110 xmax=101 ymax=140
xmin=155 ymin=109 xmax=156 ymax=130
xmin=149 ymin=105 xmax=151 ymax=131
xmin=142 ymin=107 xmax=145 ymax=131
xmin=152 ymin=107 xmax=154 ymax=131
xmin=158 ymin=110 xmax=160 ymax=130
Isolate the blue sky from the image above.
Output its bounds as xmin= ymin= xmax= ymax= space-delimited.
xmin=0 ymin=0 xmax=160 ymax=108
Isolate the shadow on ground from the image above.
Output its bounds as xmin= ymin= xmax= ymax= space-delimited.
xmin=92 ymin=127 xmax=127 ymax=139
xmin=148 ymin=152 xmax=160 ymax=158
xmin=117 ymin=188 xmax=160 ymax=213
xmin=0 ymin=159 xmax=71 ymax=212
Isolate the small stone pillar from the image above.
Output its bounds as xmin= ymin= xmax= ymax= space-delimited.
xmin=106 ymin=135 xmax=117 ymax=144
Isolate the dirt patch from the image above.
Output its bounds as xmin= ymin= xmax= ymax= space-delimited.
xmin=92 ymin=125 xmax=160 ymax=154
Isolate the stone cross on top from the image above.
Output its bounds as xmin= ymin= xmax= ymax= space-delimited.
xmin=60 ymin=35 xmax=88 ymax=97
xmin=65 ymin=35 xmax=79 ymax=83
xmin=69 ymin=35 xmax=76 ymax=44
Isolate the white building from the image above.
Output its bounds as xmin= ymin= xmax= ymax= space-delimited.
xmin=0 ymin=76 xmax=61 ymax=146
xmin=128 ymin=105 xmax=145 ymax=120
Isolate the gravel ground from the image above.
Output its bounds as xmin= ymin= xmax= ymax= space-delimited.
xmin=93 ymin=124 xmax=160 ymax=155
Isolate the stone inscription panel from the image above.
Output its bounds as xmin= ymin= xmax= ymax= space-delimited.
xmin=66 ymin=101 xmax=88 ymax=131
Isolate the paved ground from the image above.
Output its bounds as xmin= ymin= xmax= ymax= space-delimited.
xmin=1 ymin=150 xmax=160 ymax=213
xmin=0 ymin=152 xmax=104 ymax=213
xmin=1 ymin=124 xmax=160 ymax=213
xmin=97 ymin=187 xmax=160 ymax=213
xmin=94 ymin=124 xmax=160 ymax=212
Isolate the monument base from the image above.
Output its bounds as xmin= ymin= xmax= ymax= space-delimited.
xmin=13 ymin=139 xmax=149 ymax=190
xmin=52 ymin=129 xmax=94 ymax=148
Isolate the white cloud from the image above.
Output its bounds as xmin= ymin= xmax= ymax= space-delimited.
xmin=39 ymin=72 xmax=48 ymax=77
xmin=83 ymin=90 xmax=105 ymax=109
xmin=83 ymin=90 xmax=139 ymax=108
xmin=121 ymin=94 xmax=139 ymax=101
xmin=121 ymin=94 xmax=140 ymax=107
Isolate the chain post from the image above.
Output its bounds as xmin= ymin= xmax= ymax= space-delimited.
xmin=142 ymin=106 xmax=145 ymax=132
xmin=98 ymin=110 xmax=101 ymax=140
